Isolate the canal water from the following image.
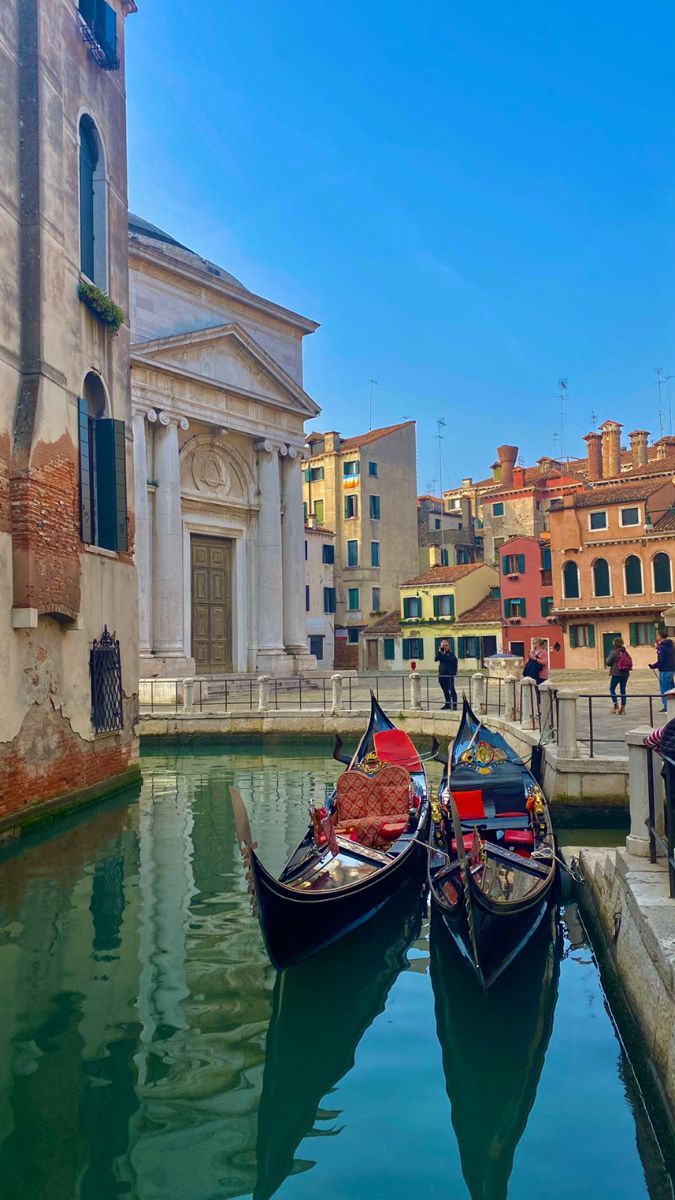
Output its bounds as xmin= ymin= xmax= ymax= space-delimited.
xmin=0 ymin=741 xmax=672 ymax=1200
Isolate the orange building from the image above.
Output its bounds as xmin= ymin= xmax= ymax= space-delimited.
xmin=550 ymin=476 xmax=675 ymax=668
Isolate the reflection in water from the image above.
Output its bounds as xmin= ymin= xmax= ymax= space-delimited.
xmin=0 ymin=743 xmax=671 ymax=1200
xmin=431 ymin=909 xmax=560 ymax=1200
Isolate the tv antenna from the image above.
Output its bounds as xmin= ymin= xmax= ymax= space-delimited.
xmin=436 ymin=419 xmax=447 ymax=560
xmin=558 ymin=378 xmax=568 ymax=461
xmin=369 ymin=378 xmax=379 ymax=431
xmin=656 ymin=369 xmax=673 ymax=438
xmin=590 ymin=409 xmax=598 ymax=430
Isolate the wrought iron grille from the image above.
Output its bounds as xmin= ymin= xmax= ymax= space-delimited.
xmin=90 ymin=626 xmax=124 ymax=733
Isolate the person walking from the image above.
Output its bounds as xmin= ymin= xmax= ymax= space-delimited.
xmin=435 ymin=638 xmax=458 ymax=710
xmin=649 ymin=629 xmax=675 ymax=713
xmin=606 ymin=636 xmax=632 ymax=714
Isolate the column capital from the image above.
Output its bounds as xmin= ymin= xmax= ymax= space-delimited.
xmin=156 ymin=410 xmax=189 ymax=430
xmin=256 ymin=438 xmax=285 ymax=456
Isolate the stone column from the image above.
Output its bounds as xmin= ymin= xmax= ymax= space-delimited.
xmin=520 ymin=678 xmax=538 ymax=730
xmin=471 ymin=672 xmax=485 ymax=715
xmin=557 ymin=690 xmax=578 ymax=759
xmin=153 ymin=414 xmax=189 ymax=668
xmin=255 ymin=440 xmax=292 ymax=675
xmin=503 ymin=674 xmax=517 ymax=722
xmin=410 ymin=670 xmax=422 ymax=710
xmin=626 ymin=728 xmax=656 ymax=857
xmin=281 ymin=448 xmax=313 ymax=669
xmin=331 ymin=673 xmax=343 ymax=713
xmin=133 ymin=408 xmax=153 ymax=657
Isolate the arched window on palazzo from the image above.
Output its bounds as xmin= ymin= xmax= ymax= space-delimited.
xmin=563 ymin=560 xmax=580 ymax=599
xmin=592 ymin=558 xmax=611 ymax=597
xmin=79 ymin=115 xmax=108 ymax=289
xmin=653 ymin=552 xmax=672 ymax=594
xmin=78 ymin=372 xmax=127 ymax=551
xmin=624 ymin=555 xmax=643 ymax=596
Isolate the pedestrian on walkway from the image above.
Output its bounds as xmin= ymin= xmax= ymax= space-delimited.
xmin=606 ymin=637 xmax=632 ymax=714
xmin=649 ymin=629 xmax=675 ymax=713
xmin=435 ymin=638 xmax=458 ymax=710
xmin=523 ymin=638 xmax=548 ymax=684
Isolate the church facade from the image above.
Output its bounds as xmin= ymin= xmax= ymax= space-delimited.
xmin=129 ymin=217 xmax=319 ymax=677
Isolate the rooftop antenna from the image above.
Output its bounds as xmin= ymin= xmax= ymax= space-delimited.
xmin=552 ymin=431 xmax=559 ymax=458
xmin=656 ymin=369 xmax=666 ymax=440
xmin=369 ymin=379 xmax=379 ymax=431
xmin=558 ymin=378 xmax=568 ymax=461
xmin=590 ymin=409 xmax=598 ymax=430
xmin=426 ymin=478 xmax=437 ymax=495
xmin=437 ymin=418 xmax=447 ymax=559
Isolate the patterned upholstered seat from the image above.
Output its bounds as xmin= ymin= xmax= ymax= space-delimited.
xmin=335 ymin=764 xmax=412 ymax=848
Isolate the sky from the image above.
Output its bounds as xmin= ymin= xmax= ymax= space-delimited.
xmin=126 ymin=1 xmax=675 ymax=492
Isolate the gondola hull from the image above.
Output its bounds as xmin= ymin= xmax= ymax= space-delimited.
xmin=232 ymin=695 xmax=430 ymax=969
xmin=434 ymin=881 xmax=554 ymax=988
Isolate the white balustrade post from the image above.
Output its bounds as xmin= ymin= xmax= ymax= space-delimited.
xmin=331 ymin=673 xmax=343 ymax=713
xmin=626 ymin=727 xmax=657 ymax=857
xmin=556 ymin=690 xmax=579 ymax=759
xmin=504 ymin=674 xmax=517 ymax=722
xmin=410 ymin=670 xmax=422 ymax=711
xmin=519 ymin=678 xmax=538 ymax=730
xmin=258 ymin=674 xmax=270 ymax=712
xmin=183 ymin=678 xmax=194 ymax=713
xmin=471 ymin=672 xmax=486 ymax=715
xmin=538 ymin=681 xmax=555 ymax=734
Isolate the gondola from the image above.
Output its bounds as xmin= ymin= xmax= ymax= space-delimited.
xmin=431 ymin=906 xmax=560 ymax=1200
xmin=255 ymin=879 xmax=426 ymax=1200
xmin=231 ymin=694 xmax=431 ymax=969
xmin=428 ymin=698 xmax=557 ymax=989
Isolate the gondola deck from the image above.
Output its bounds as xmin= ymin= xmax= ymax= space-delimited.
xmin=232 ymin=694 xmax=431 ymax=968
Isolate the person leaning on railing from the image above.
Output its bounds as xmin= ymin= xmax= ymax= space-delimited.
xmin=644 ymin=718 xmax=675 ymax=753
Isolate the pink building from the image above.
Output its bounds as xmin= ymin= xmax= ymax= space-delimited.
xmin=499 ymin=535 xmax=565 ymax=670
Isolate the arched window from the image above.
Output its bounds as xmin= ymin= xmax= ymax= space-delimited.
xmin=79 ymin=116 xmax=107 ymax=288
xmin=593 ymin=558 xmax=611 ymax=597
xmin=78 ymin=372 xmax=127 ymax=552
xmin=624 ymin=555 xmax=643 ymax=595
xmin=563 ymin=560 xmax=580 ymax=599
xmin=653 ymin=552 xmax=672 ymax=594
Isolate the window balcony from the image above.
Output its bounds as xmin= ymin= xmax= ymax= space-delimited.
xmin=78 ymin=0 xmax=120 ymax=70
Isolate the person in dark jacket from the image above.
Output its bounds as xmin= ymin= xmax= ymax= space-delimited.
xmin=435 ymin=639 xmax=458 ymax=710
xmin=650 ymin=630 xmax=675 ymax=713
xmin=606 ymin=637 xmax=631 ymax=714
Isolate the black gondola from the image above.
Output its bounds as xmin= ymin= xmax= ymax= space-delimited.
xmin=431 ymin=905 xmax=560 ymax=1200
xmin=231 ymin=694 xmax=430 ymax=969
xmin=428 ymin=698 xmax=557 ymax=989
xmin=254 ymin=880 xmax=426 ymax=1200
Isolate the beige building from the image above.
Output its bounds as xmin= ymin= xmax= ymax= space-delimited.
xmin=303 ymin=422 xmax=418 ymax=667
xmin=129 ymin=216 xmax=319 ymax=677
xmin=305 ymin=522 xmax=336 ymax=667
xmin=0 ymin=0 xmax=140 ymax=823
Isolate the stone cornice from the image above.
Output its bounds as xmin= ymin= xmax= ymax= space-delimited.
xmin=129 ymin=241 xmax=319 ymax=335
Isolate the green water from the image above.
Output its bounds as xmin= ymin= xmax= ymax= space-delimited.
xmin=0 ymin=741 xmax=672 ymax=1200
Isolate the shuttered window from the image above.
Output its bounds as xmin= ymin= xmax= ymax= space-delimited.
xmin=383 ymin=638 xmax=396 ymax=660
xmin=78 ymin=400 xmax=128 ymax=552
xmin=433 ymin=593 xmax=455 ymax=617
xmin=79 ymin=120 xmax=97 ymax=280
xmin=569 ymin=624 xmax=595 ymax=648
xmin=402 ymin=638 xmax=424 ymax=660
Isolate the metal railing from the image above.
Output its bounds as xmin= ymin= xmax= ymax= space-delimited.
xmin=576 ymin=693 xmax=661 ymax=758
xmin=646 ymin=748 xmax=675 ymax=898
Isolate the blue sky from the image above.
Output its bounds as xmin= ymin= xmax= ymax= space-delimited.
xmin=126 ymin=1 xmax=675 ymax=490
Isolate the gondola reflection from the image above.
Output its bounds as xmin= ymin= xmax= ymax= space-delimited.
xmin=430 ymin=906 xmax=561 ymax=1200
xmin=254 ymin=881 xmax=426 ymax=1200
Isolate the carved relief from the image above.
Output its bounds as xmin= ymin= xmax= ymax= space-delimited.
xmin=180 ymin=434 xmax=255 ymax=507
xmin=191 ymin=445 xmax=232 ymax=497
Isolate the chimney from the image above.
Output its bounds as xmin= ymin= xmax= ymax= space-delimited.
xmin=655 ymin=435 xmax=675 ymax=460
xmin=512 ymin=465 xmax=526 ymax=489
xmin=600 ymin=420 xmax=622 ymax=478
xmin=461 ymin=476 xmax=473 ymax=488
xmin=583 ymin=432 xmax=602 ymax=481
xmin=629 ymin=429 xmax=649 ymax=469
xmin=324 ymin=431 xmax=341 ymax=453
xmin=497 ymin=444 xmax=518 ymax=490
xmin=459 ymin=495 xmax=473 ymax=531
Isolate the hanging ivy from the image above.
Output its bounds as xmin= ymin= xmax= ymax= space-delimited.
xmin=78 ymin=281 xmax=125 ymax=333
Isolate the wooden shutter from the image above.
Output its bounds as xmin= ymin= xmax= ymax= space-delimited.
xmin=383 ymin=638 xmax=395 ymax=660
xmin=587 ymin=624 xmax=595 ymax=648
xmin=501 ymin=555 xmax=509 ymax=574
xmin=504 ymin=599 xmax=511 ymax=618
xmin=79 ymin=125 xmax=96 ymax=279
xmin=402 ymin=639 xmax=411 ymax=660
xmin=629 ymin=623 xmax=638 ymax=646
xmin=457 ymin=636 xmax=466 ymax=658
xmin=94 ymin=419 xmax=128 ymax=551
xmin=569 ymin=625 xmax=578 ymax=648
xmin=433 ymin=595 xmax=440 ymax=617
xmin=517 ymin=554 xmax=526 ymax=573
xmin=520 ymin=598 xmax=527 ymax=617
xmin=78 ymin=398 xmax=94 ymax=544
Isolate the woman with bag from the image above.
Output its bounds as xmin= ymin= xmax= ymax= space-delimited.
xmin=523 ymin=638 xmax=548 ymax=684
xmin=606 ymin=636 xmax=632 ymax=714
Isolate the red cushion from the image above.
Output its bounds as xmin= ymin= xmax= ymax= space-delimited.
xmin=451 ymin=834 xmax=475 ymax=852
xmin=504 ymin=829 xmax=534 ymax=847
xmin=451 ymin=789 xmax=485 ymax=819
xmin=378 ymin=818 xmax=407 ymax=839
xmin=374 ymin=729 xmax=422 ymax=772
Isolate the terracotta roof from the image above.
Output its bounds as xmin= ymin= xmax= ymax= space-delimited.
xmin=402 ymin=563 xmax=484 ymax=587
xmin=366 ymin=610 xmax=401 ymax=636
xmin=456 ymin=596 xmax=502 ymax=625
xmin=573 ymin=479 xmax=667 ymax=507
xmin=417 ymin=494 xmax=443 ymax=505
xmin=607 ymin=454 xmax=675 ymax=480
xmin=652 ymin=508 xmax=675 ymax=532
xmin=305 ymin=524 xmax=335 ymax=536
xmin=339 ymin=421 xmax=415 ymax=451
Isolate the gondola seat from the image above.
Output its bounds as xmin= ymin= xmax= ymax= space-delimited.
xmin=335 ymin=764 xmax=412 ymax=848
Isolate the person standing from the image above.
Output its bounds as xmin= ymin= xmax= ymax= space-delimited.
xmin=606 ymin=636 xmax=632 ymax=714
xmin=435 ymin=638 xmax=458 ymax=710
xmin=650 ymin=629 xmax=675 ymax=713
xmin=523 ymin=638 xmax=548 ymax=683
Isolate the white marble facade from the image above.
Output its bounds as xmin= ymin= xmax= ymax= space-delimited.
xmin=129 ymin=217 xmax=319 ymax=677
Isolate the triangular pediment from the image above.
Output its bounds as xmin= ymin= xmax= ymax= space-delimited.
xmin=131 ymin=322 xmax=319 ymax=417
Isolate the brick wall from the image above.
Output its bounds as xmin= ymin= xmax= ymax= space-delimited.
xmin=10 ymin=432 xmax=81 ymax=618
xmin=334 ymin=640 xmax=359 ymax=670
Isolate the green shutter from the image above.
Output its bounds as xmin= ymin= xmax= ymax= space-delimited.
xmin=587 ymin=624 xmax=595 ymax=648
xmin=520 ymin=598 xmax=527 ymax=617
xmin=457 ymin=637 xmax=466 ymax=658
xmin=501 ymin=555 xmax=509 ymax=574
xmin=95 ymin=418 xmax=128 ymax=551
xmin=402 ymin=639 xmax=411 ymax=660
xmin=517 ymin=554 xmax=526 ymax=573
xmin=78 ymin=399 xmax=93 ymax=544
xmin=415 ymin=639 xmax=424 ymax=660
xmin=504 ymin=599 xmax=511 ymax=618
xmin=433 ymin=595 xmax=440 ymax=617
xmin=629 ymin=623 xmax=638 ymax=646
xmin=569 ymin=625 xmax=578 ymax=649
xmin=383 ymin=638 xmax=395 ymax=660
xmin=449 ymin=594 xmax=455 ymax=617
xmin=79 ymin=124 xmax=96 ymax=279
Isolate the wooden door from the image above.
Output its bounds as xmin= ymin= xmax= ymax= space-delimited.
xmin=191 ymin=535 xmax=233 ymax=673
xmin=367 ymin=639 xmax=379 ymax=670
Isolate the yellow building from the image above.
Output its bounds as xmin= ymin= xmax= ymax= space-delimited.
xmin=303 ymin=422 xmax=418 ymax=667
xmin=361 ymin=562 xmax=499 ymax=671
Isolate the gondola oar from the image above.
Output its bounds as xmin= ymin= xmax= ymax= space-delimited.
xmin=445 ymin=789 xmax=481 ymax=977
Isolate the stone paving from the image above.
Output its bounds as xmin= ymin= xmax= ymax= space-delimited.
xmin=549 ymin=668 xmax=665 ymax=759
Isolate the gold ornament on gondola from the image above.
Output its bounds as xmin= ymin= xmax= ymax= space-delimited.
xmin=459 ymin=740 xmax=508 ymax=775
